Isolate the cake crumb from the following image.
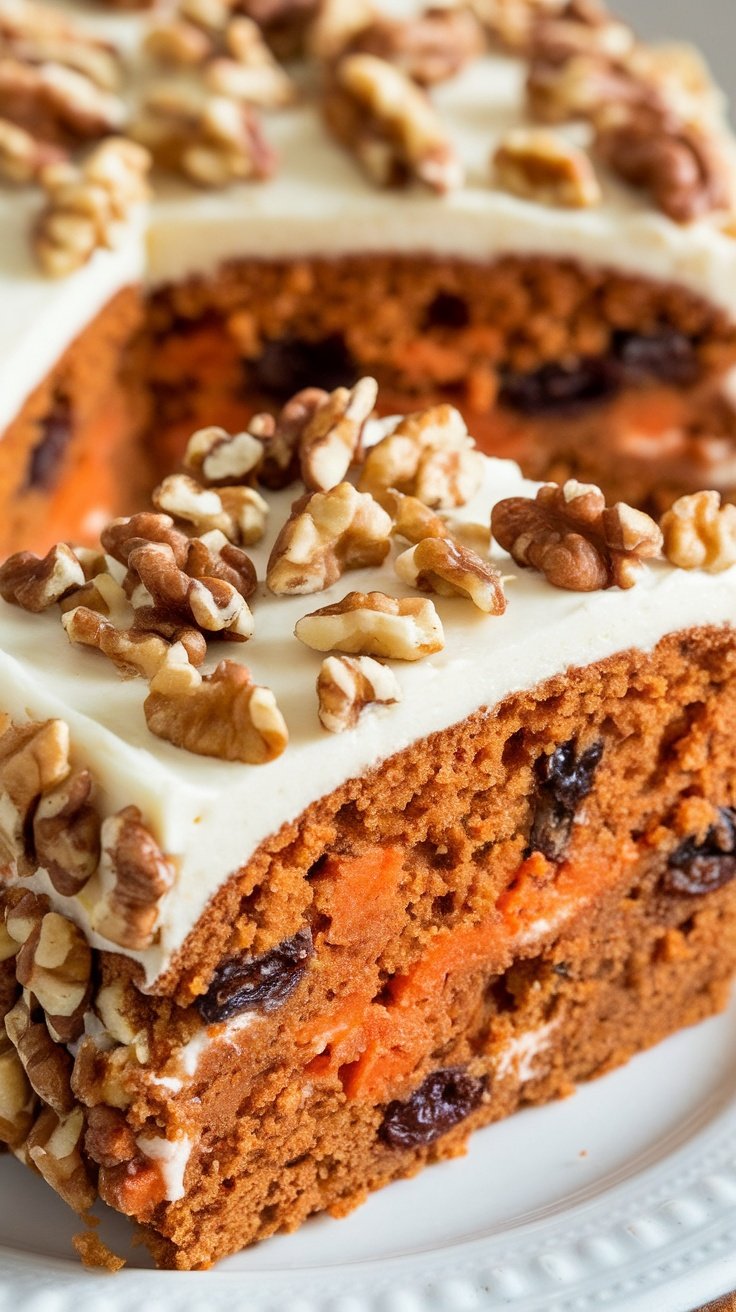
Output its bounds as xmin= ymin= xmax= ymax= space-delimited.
xmin=72 ymin=1229 xmax=127 ymax=1273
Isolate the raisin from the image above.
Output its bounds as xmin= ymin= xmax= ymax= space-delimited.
xmin=500 ymin=358 xmax=617 ymax=415
xmin=378 ymin=1067 xmax=486 ymax=1149
xmin=662 ymin=808 xmax=736 ymax=896
xmin=25 ymin=399 xmax=72 ymax=492
xmin=198 ymin=926 xmax=313 ymax=1023
xmin=528 ymin=738 xmax=604 ymax=861
xmin=249 ymin=334 xmax=358 ymax=400
xmin=424 ymin=291 xmax=470 ymax=329
xmin=614 ymin=329 xmax=699 ymax=387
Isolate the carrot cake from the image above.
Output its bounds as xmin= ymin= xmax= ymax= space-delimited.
xmin=1 ymin=384 xmax=736 ymax=1267
xmin=3 ymin=0 xmax=736 ymax=556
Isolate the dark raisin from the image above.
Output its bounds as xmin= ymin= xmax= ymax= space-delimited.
xmin=614 ymin=329 xmax=699 ymax=387
xmin=528 ymin=738 xmax=604 ymax=861
xmin=249 ymin=334 xmax=358 ymax=400
xmin=424 ymin=291 xmax=470 ymax=329
xmin=25 ymin=399 xmax=72 ymax=492
xmin=662 ymin=808 xmax=736 ymax=896
xmin=198 ymin=926 xmax=313 ymax=1023
xmin=500 ymin=358 xmax=617 ymax=415
xmin=378 ymin=1067 xmax=486 ymax=1149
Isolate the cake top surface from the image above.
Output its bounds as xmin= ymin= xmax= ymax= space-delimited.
xmin=1 ymin=395 xmax=735 ymax=985
xmin=2 ymin=0 xmax=736 ymax=430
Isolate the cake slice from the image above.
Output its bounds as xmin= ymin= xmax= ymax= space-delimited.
xmin=1 ymin=386 xmax=736 ymax=1268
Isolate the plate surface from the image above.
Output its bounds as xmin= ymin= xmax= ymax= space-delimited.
xmin=2 ymin=995 xmax=736 ymax=1312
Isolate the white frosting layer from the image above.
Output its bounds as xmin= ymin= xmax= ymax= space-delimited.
xmin=3 ymin=453 xmax=736 ymax=986
xmin=1 ymin=2 xmax=736 ymax=433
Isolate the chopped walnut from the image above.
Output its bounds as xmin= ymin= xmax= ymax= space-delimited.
xmin=324 ymin=52 xmax=463 ymax=193
xmin=299 ymin=376 xmax=378 ymax=491
xmin=4 ymin=890 xmax=48 ymax=951
xmin=93 ymin=807 xmax=176 ymax=951
xmin=295 ymin=590 xmax=444 ymax=659
xmin=252 ymin=387 xmax=328 ymax=489
xmin=205 ymin=18 xmax=298 ymax=107
xmin=126 ymin=540 xmax=254 ymax=640
xmin=184 ymin=530 xmax=258 ymax=597
xmin=389 ymin=491 xmax=451 ymax=545
xmin=26 ymin=1105 xmax=96 ymax=1213
xmin=267 ymin=482 xmax=391 ymax=595
xmin=0 ymin=720 xmax=70 ymax=869
xmin=15 ymin=911 xmax=92 ymax=1043
xmin=526 ymin=50 xmax=638 ymax=125
xmin=62 ymin=606 xmax=175 ymax=680
xmin=493 ymin=127 xmax=601 ymax=207
xmin=33 ymin=770 xmax=101 ymax=898
xmin=307 ymin=0 xmax=375 ymax=62
xmin=595 ymin=102 xmax=731 ymax=223
xmin=133 ymin=83 xmax=275 ymax=187
xmin=0 ymin=543 xmax=85 ymax=612
xmin=660 ymin=491 xmax=736 ymax=574
xmin=359 ymin=405 xmax=484 ymax=510
xmin=395 ymin=537 xmax=507 ymax=613
xmin=470 ymin=0 xmax=559 ymax=53
xmin=183 ymin=424 xmax=264 ymax=485
xmin=0 ymin=56 xmax=125 ymax=146
xmin=145 ymin=17 xmax=214 ymax=67
xmin=101 ymin=512 xmax=190 ymax=570
xmin=0 ymin=3 xmax=123 ymax=91
xmin=317 ymin=654 xmax=401 ymax=732
xmin=58 ymin=569 xmax=130 ymax=623
xmin=153 ymin=473 xmax=268 ymax=545
xmin=0 ymin=1027 xmax=35 ymax=1149
xmin=491 ymin=479 xmax=663 ymax=591
xmin=34 ymin=137 xmax=151 ymax=277
xmin=4 ymin=995 xmax=75 ymax=1116
xmin=0 ymin=115 xmax=65 ymax=183
xmin=145 ymin=657 xmax=289 ymax=763
xmin=342 ymin=6 xmax=484 ymax=87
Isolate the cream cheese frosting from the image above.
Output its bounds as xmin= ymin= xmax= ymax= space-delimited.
xmin=3 ymin=450 xmax=736 ymax=986
xmin=1 ymin=0 xmax=736 ymax=435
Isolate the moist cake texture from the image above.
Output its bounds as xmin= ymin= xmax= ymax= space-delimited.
xmin=1 ymin=387 xmax=736 ymax=1267
xmin=3 ymin=0 xmax=736 ymax=550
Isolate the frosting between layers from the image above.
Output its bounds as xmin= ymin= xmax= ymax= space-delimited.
xmin=1 ymin=2 xmax=736 ymax=435
xmin=2 ymin=453 xmax=736 ymax=985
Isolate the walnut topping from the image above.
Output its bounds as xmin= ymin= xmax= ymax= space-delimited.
xmin=295 ymin=590 xmax=444 ymax=659
xmin=389 ymin=491 xmax=451 ymax=545
xmin=101 ymin=511 xmax=190 ymax=569
xmin=491 ymin=479 xmax=662 ymax=591
xmin=0 ymin=3 xmax=122 ymax=92
xmin=307 ymin=0 xmax=376 ymax=63
xmin=62 ymin=606 xmax=176 ymax=680
xmin=359 ymin=405 xmax=484 ymax=510
xmin=34 ymin=137 xmax=151 ymax=277
xmin=15 ymin=912 xmax=92 ymax=1043
xmin=183 ymin=424 xmax=264 ymax=485
xmin=93 ymin=806 xmax=176 ymax=951
xmin=660 ymin=491 xmax=736 ymax=574
xmin=317 ymin=654 xmax=401 ymax=733
xmin=126 ymin=540 xmax=255 ymax=640
xmin=0 ymin=543 xmax=85 ymax=612
xmin=494 ymin=127 xmax=601 ymax=207
xmin=205 ymin=18 xmax=298 ymax=106
xmin=0 ymin=56 xmax=125 ymax=146
xmin=395 ymin=537 xmax=507 ymax=613
xmin=0 ymin=720 xmax=70 ymax=869
xmin=594 ymin=102 xmax=732 ymax=223
xmin=324 ymin=52 xmax=463 ymax=193
xmin=0 ymin=115 xmax=65 ymax=182
xmin=132 ymin=83 xmax=275 ymax=187
xmin=340 ymin=6 xmax=485 ymax=87
xmin=33 ymin=770 xmax=100 ymax=898
xmin=527 ymin=50 xmax=637 ymax=125
xmin=4 ymin=890 xmax=48 ymax=951
xmin=299 ymin=376 xmax=378 ymax=491
xmin=145 ymin=657 xmax=289 ymax=763
xmin=0 ymin=1026 xmax=35 ymax=1148
xmin=153 ymin=473 xmax=268 ymax=545
xmin=470 ymin=0 xmax=560 ymax=53
xmin=247 ymin=387 xmax=327 ymax=489
xmin=4 ymin=995 xmax=75 ymax=1116
xmin=267 ymin=482 xmax=392 ymax=595
xmin=26 ymin=1105 xmax=95 ymax=1213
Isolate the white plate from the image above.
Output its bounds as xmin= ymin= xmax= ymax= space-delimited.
xmin=2 ymin=995 xmax=736 ymax=1312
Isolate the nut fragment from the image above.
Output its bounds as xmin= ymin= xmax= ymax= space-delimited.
xmin=340 ymin=6 xmax=485 ymax=86
xmin=26 ymin=1105 xmax=96 ymax=1213
xmin=127 ymin=540 xmax=254 ymax=640
xmin=145 ymin=658 xmax=289 ymax=763
xmin=0 ymin=1027 xmax=35 ymax=1148
xmin=494 ymin=127 xmax=601 ymax=207
xmin=324 ymin=52 xmax=463 ymax=193
xmin=267 ymin=482 xmax=392 ymax=595
xmin=0 ymin=56 xmax=125 ymax=145
xmin=205 ymin=17 xmax=298 ymax=107
xmin=0 ymin=543 xmax=85 ymax=612
xmin=317 ymin=654 xmax=401 ymax=732
xmin=395 ymin=538 xmax=507 ymax=613
xmin=299 ymin=377 xmax=378 ymax=491
xmin=62 ymin=606 xmax=175 ymax=679
xmin=4 ymin=995 xmax=75 ymax=1116
xmin=0 ymin=115 xmax=65 ymax=182
xmin=359 ymin=405 xmax=484 ymax=510
xmin=491 ymin=479 xmax=662 ymax=590
xmin=15 ymin=912 xmax=92 ymax=1042
xmin=295 ymin=590 xmax=444 ymax=659
xmin=660 ymin=490 xmax=736 ymax=573
xmin=93 ymin=807 xmax=176 ymax=951
xmin=0 ymin=720 xmax=70 ymax=869
xmin=251 ymin=387 xmax=329 ymax=489
xmin=132 ymin=83 xmax=275 ymax=187
xmin=153 ymin=473 xmax=268 ymax=545
xmin=33 ymin=771 xmax=101 ymax=897
xmin=183 ymin=424 xmax=264 ymax=485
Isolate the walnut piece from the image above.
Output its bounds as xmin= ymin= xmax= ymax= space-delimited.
xmin=34 ymin=137 xmax=151 ymax=277
xmin=0 ymin=1027 xmax=35 ymax=1148
xmin=342 ymin=6 xmax=484 ymax=87
xmin=295 ymin=590 xmax=444 ymax=659
xmin=33 ymin=771 xmax=101 ymax=897
xmin=0 ymin=115 xmax=65 ymax=182
xmin=660 ymin=490 xmax=736 ymax=574
xmin=4 ymin=994 xmax=75 ymax=1115
xmin=251 ymin=387 xmax=328 ymax=489
xmin=153 ymin=473 xmax=268 ymax=545
xmin=359 ymin=404 xmax=484 ymax=510
xmin=395 ymin=537 xmax=507 ymax=613
xmin=491 ymin=479 xmax=662 ymax=591
xmin=494 ymin=127 xmax=601 ymax=207
xmin=0 ymin=56 xmax=125 ymax=146
xmin=307 ymin=0 xmax=376 ymax=63
xmin=183 ymin=424 xmax=264 ymax=485
xmin=0 ymin=3 xmax=123 ymax=91
xmin=26 ymin=1105 xmax=96 ymax=1213
xmin=0 ymin=720 xmax=70 ymax=869
xmin=0 ymin=543 xmax=85 ymax=611
xmin=126 ymin=540 xmax=255 ymax=640
xmin=205 ymin=17 xmax=298 ymax=106
xmin=299 ymin=376 xmax=377 ymax=491
xmin=317 ymin=654 xmax=401 ymax=732
xmin=145 ymin=656 xmax=289 ymax=763
xmin=93 ymin=806 xmax=176 ymax=951
xmin=324 ymin=52 xmax=463 ymax=193
xmin=62 ymin=606 xmax=176 ymax=679
xmin=267 ymin=482 xmax=391 ymax=595
xmin=133 ymin=83 xmax=275 ymax=187
xmin=15 ymin=911 xmax=92 ymax=1043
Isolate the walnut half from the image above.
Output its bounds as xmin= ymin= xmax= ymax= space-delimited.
xmin=295 ymin=590 xmax=444 ymax=660
xmin=145 ymin=655 xmax=289 ymax=764
xmin=660 ymin=490 xmax=736 ymax=573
